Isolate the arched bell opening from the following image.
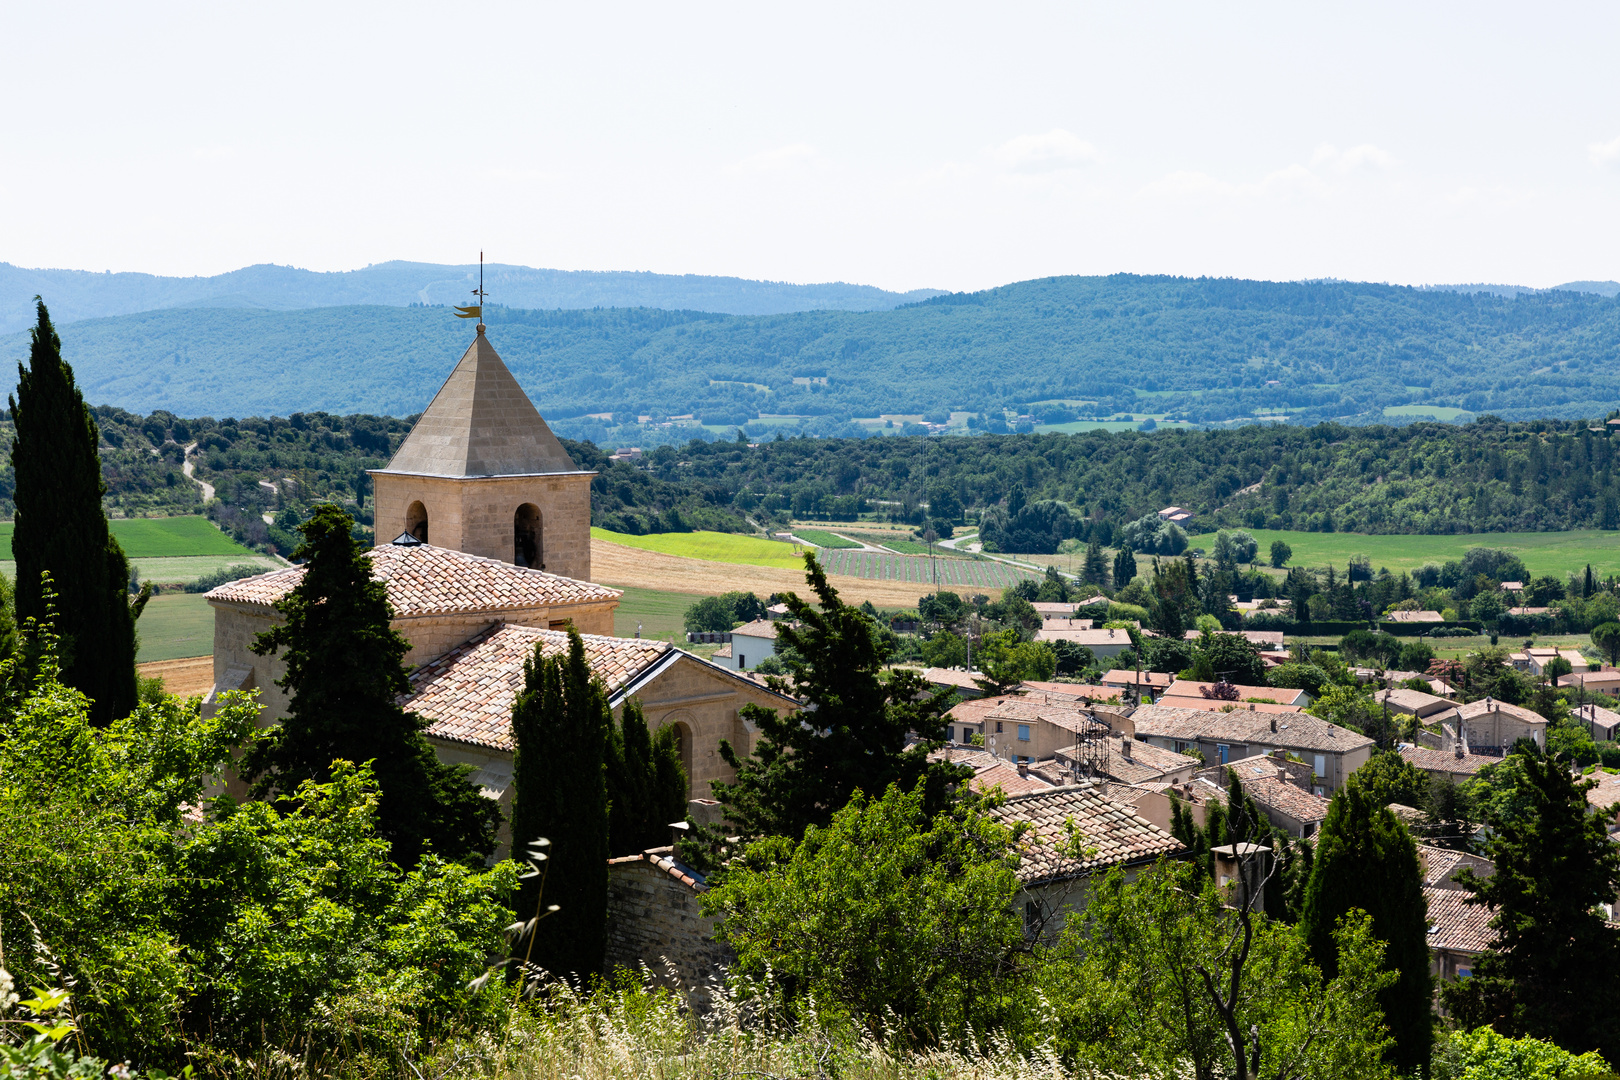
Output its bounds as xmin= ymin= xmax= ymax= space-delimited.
xmin=514 ymin=503 xmax=542 ymax=568
xmin=406 ymin=500 xmax=429 ymax=543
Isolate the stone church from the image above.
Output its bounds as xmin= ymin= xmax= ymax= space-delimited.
xmin=202 ymin=325 xmax=795 ymax=845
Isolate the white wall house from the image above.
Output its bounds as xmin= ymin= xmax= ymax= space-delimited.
xmin=719 ymin=619 xmax=780 ymax=671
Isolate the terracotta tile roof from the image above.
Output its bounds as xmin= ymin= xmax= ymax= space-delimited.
xmin=207 ymin=542 xmax=620 ymax=616
xmin=1181 ymin=629 xmax=1286 ymax=647
xmin=924 ymin=667 xmax=986 ymax=690
xmin=1457 ymin=698 xmax=1547 ymax=726
xmin=1102 ymin=669 xmax=1174 ymax=688
xmin=990 ymin=785 xmax=1183 ymax=884
xmin=1032 ymin=602 xmax=1078 ymax=616
xmin=1020 ymin=680 xmax=1124 ymax=702
xmin=1585 ymin=772 xmax=1620 ymax=812
xmin=1377 ymin=687 xmax=1451 ymax=713
xmin=1061 ymin=738 xmax=1201 ymax=785
xmin=607 ymin=845 xmax=708 ymax=892
xmin=1165 ymin=680 xmax=1307 ymax=705
xmin=1042 ymin=618 xmax=1095 ymax=631
xmin=971 ymin=760 xmax=1059 ymax=796
xmin=730 ymin=619 xmax=780 ymax=639
xmin=1425 ymin=886 xmax=1494 ymax=954
xmin=1385 ymin=609 xmax=1444 ymax=622
xmin=1130 ymin=704 xmax=1375 ymax=755
xmin=1244 ymin=775 xmax=1330 ymax=823
xmin=1035 ymin=627 xmax=1135 ymax=647
xmin=1572 ymin=703 xmax=1620 ymax=737
xmin=407 ymin=624 xmax=671 ymax=751
xmin=1157 ymin=696 xmax=1303 ymax=714
xmin=1399 ymin=745 xmax=1495 ymax=776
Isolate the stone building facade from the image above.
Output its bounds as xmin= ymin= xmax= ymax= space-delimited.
xmin=606 ymin=849 xmax=734 ymax=1000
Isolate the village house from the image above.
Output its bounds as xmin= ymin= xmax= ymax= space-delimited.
xmin=1455 ymin=696 xmax=1547 ymax=754
xmin=1398 ymin=743 xmax=1497 ymax=786
xmin=1425 ymin=887 xmax=1493 ymax=986
xmin=1201 ymin=752 xmax=1330 ymax=837
xmin=712 ymin=619 xmax=782 ymax=672
xmin=1384 ymin=609 xmax=1444 ymax=625
xmin=1032 ymin=601 xmax=1080 ymax=619
xmin=988 ymin=785 xmax=1184 ymax=940
xmin=1128 ymin=703 xmax=1375 ymax=794
xmin=1571 ymin=701 xmax=1620 ymax=742
xmin=1376 ymin=686 xmax=1457 ymax=725
xmin=203 ymin=325 xmax=797 ymax=830
xmin=1508 ymin=647 xmax=1595 ymax=676
xmin=1558 ymin=668 xmax=1620 ymax=696
xmin=1033 ymin=624 xmax=1135 ymax=659
xmin=1181 ymin=629 xmax=1286 ymax=651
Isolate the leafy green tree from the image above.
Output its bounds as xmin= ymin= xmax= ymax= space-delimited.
xmin=1353 ymin=749 xmax=1430 ymax=809
xmin=683 ymin=590 xmax=766 ymax=632
xmin=920 ymin=628 xmax=969 ymax=669
xmin=1051 ymin=638 xmax=1095 ymax=676
xmin=1266 ymin=661 xmax=1332 ymax=698
xmin=975 ymin=627 xmax=1058 ymax=689
xmin=705 ymin=782 xmax=1030 ymax=1041
xmin=703 ymin=555 xmax=969 ymax=845
xmin=509 ymin=627 xmax=611 ymax=977
xmin=1035 ymin=564 xmax=1072 ymax=602
xmin=1270 ymin=540 xmax=1293 ymax=568
xmin=1199 ymin=632 xmax=1267 ymax=686
xmin=1113 ymin=542 xmax=1137 ymax=587
xmin=1300 ymin=774 xmax=1432 ymax=1076
xmin=1592 ymin=621 xmax=1620 ymax=666
xmin=1045 ymin=860 xmax=1397 ymax=1080
xmin=9 ymin=298 xmax=140 ymax=725
xmin=1433 ymin=1027 xmax=1613 ymax=1080
xmin=241 ymin=505 xmax=498 ymax=867
xmin=1441 ymin=748 xmax=1620 ymax=1060
xmin=919 ymin=589 xmax=967 ymax=630
xmin=606 ymin=697 xmax=688 ymax=857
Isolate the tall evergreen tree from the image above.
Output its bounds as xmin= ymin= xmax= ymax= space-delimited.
xmin=9 ymin=298 xmax=138 ymax=725
xmin=240 ymin=505 xmax=497 ymax=867
xmin=1300 ymin=774 xmax=1432 ymax=1076
xmin=606 ymin=697 xmax=688 ymax=857
xmin=509 ymin=628 xmax=610 ymax=977
xmin=1440 ymin=747 xmax=1620 ymax=1060
xmin=1081 ymin=540 xmax=1109 ymax=586
xmin=703 ymin=554 xmax=969 ymax=846
xmin=1112 ymin=542 xmax=1136 ymax=588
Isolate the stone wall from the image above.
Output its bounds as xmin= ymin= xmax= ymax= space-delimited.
xmin=605 ymin=855 xmax=732 ymax=999
xmin=370 ymin=471 xmax=594 ymax=581
xmin=630 ymin=655 xmax=799 ymax=797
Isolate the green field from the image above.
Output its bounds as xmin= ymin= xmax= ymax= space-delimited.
xmin=592 ymin=528 xmax=807 ymax=568
xmin=136 ymin=592 xmax=214 ymax=663
xmin=792 ymin=528 xmax=861 ymax=549
xmin=0 ymin=516 xmax=256 ymax=560
xmin=612 ymin=585 xmax=708 ymax=643
xmin=1 ymin=555 xmax=281 ymax=586
xmin=1241 ymin=529 xmax=1620 ymax=579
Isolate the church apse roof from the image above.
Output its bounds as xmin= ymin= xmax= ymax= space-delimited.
xmin=205 ymin=542 xmax=620 ymax=616
xmin=379 ymin=329 xmax=583 ymax=478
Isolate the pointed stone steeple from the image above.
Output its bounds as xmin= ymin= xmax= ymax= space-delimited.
xmin=383 ymin=327 xmax=578 ymax=478
xmin=368 ymin=326 xmax=595 ymax=580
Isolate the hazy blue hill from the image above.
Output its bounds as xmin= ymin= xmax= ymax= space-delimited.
xmin=5 ymin=274 xmax=1620 ymax=424
xmin=0 ymin=260 xmax=946 ymax=334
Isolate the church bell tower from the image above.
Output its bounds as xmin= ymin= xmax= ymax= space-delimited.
xmin=369 ymin=324 xmax=594 ymax=581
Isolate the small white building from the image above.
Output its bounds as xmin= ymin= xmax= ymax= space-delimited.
xmin=716 ymin=619 xmax=782 ymax=671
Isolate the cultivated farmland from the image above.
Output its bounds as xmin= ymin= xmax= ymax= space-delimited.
xmin=817 ymin=549 xmax=1042 ymax=588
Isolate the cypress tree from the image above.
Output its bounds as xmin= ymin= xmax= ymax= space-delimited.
xmin=1300 ymin=773 xmax=1432 ymax=1076
xmin=240 ymin=504 xmax=497 ymax=867
xmin=9 ymin=298 xmax=138 ymax=724
xmin=509 ymin=628 xmax=610 ymax=978
xmin=1112 ymin=542 xmax=1136 ymax=588
xmin=607 ymin=697 xmax=689 ymax=857
xmin=1081 ymin=540 xmax=1109 ymax=586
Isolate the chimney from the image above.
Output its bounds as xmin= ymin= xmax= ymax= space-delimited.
xmin=1249 ymin=703 xmax=1256 ymax=711
xmin=1017 ymin=761 xmax=1029 ymax=777
xmin=1454 ymin=738 xmax=1464 ymax=759
xmin=1121 ymin=734 xmax=1132 ymax=760
xmin=1270 ymin=717 xmax=1277 ymax=733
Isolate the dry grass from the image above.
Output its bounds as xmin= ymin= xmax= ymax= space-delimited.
xmin=591 ymin=539 xmax=999 ymax=608
xmin=137 ymin=655 xmax=215 ymax=697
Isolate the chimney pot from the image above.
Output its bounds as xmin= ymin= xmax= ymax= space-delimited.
xmin=1269 ymin=717 xmax=1277 ymax=732
xmin=1016 ymin=761 xmax=1029 ymax=777
xmin=1121 ymin=734 xmax=1132 ymax=759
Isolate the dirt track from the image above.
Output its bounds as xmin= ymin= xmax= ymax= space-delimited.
xmin=137 ymin=656 xmax=215 ymax=698
xmin=591 ymin=538 xmax=999 ymax=608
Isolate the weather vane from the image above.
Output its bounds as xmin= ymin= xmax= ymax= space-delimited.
xmin=454 ymin=250 xmax=487 ymax=329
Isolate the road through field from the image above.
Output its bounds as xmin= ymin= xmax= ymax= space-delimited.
xmin=591 ymin=538 xmax=997 ymax=607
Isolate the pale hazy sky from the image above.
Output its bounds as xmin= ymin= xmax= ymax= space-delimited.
xmin=3 ymin=1 xmax=1618 ymax=293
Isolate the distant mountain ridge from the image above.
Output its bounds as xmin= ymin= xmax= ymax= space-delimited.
xmin=5 ymin=274 xmax=1619 ymax=429
xmin=0 ymin=260 xmax=946 ymax=334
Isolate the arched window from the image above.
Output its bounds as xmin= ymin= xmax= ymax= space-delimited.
xmin=514 ymin=503 xmax=542 ymax=568
xmin=667 ymin=718 xmax=694 ymax=795
xmin=406 ymin=500 xmax=429 ymax=543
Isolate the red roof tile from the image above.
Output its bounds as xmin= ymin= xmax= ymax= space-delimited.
xmin=207 ymin=541 xmax=620 ymax=616
xmin=989 ymin=785 xmax=1184 ymax=884
xmin=1425 ymin=886 xmax=1494 ymax=954
xmin=408 ymin=624 xmax=672 ymax=750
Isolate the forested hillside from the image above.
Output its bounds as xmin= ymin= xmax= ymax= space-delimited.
xmin=0 ymin=260 xmax=942 ymax=333
xmin=6 ymin=275 xmax=1619 ymax=425
xmin=11 ymin=407 xmax=1616 ymax=554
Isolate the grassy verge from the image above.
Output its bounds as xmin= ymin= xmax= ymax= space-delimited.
xmin=136 ymin=592 xmax=214 ymax=663
xmin=591 ymin=527 xmax=806 ymax=569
